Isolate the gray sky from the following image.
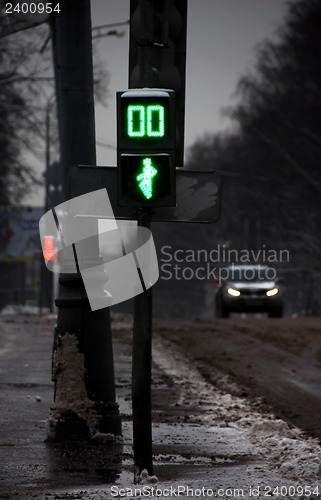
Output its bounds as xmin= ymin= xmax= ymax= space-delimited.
xmin=91 ymin=0 xmax=288 ymax=167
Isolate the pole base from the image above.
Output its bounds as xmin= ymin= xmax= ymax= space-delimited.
xmin=47 ymin=402 xmax=122 ymax=443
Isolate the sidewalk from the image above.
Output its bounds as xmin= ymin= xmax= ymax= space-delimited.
xmin=0 ymin=313 xmax=320 ymax=499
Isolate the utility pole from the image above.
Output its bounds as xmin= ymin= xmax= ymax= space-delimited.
xmin=48 ymin=0 xmax=121 ymax=441
xmin=130 ymin=0 xmax=155 ymax=477
xmin=125 ymin=0 xmax=187 ymax=477
xmin=40 ymin=95 xmax=56 ymax=313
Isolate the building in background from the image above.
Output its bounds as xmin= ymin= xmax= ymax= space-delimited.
xmin=0 ymin=207 xmax=43 ymax=311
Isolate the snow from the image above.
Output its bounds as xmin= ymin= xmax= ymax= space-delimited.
xmin=121 ymin=89 xmax=171 ymax=98
xmin=152 ymin=331 xmax=321 ymax=486
xmin=139 ymin=469 xmax=159 ymax=485
xmin=0 ymin=304 xmax=50 ymax=315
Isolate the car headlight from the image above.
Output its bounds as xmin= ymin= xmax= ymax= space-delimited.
xmin=266 ymin=287 xmax=279 ymax=297
xmin=227 ymin=287 xmax=241 ymax=297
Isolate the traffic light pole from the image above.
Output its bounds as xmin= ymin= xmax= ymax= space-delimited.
xmin=40 ymin=96 xmax=56 ymax=313
xmin=132 ymin=211 xmax=153 ymax=477
xmin=49 ymin=0 xmax=121 ymax=441
xmin=124 ymin=0 xmax=187 ymax=477
xmin=131 ymin=0 xmax=155 ymax=478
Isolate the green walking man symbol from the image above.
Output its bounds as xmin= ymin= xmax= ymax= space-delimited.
xmin=136 ymin=158 xmax=158 ymax=200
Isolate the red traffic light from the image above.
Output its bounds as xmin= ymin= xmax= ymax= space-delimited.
xmin=43 ymin=235 xmax=56 ymax=261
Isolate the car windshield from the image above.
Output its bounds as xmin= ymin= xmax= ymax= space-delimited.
xmin=228 ymin=267 xmax=276 ymax=282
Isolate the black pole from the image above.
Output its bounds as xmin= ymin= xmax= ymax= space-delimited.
xmin=48 ymin=0 xmax=121 ymax=441
xmin=132 ymin=212 xmax=153 ymax=477
xmin=43 ymin=96 xmax=55 ymax=312
xmin=131 ymin=0 xmax=155 ymax=477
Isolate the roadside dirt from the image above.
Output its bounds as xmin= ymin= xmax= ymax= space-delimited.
xmin=154 ymin=317 xmax=321 ymax=441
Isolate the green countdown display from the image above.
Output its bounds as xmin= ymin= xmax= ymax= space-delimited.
xmin=127 ymin=105 xmax=165 ymax=138
xmin=118 ymin=91 xmax=173 ymax=148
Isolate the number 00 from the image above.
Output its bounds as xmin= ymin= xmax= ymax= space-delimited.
xmin=127 ymin=105 xmax=165 ymax=138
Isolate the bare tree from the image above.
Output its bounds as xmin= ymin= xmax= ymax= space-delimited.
xmin=0 ymin=4 xmax=109 ymax=206
xmin=185 ymin=0 xmax=321 ymax=313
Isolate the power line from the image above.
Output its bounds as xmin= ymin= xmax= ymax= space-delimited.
xmin=92 ymin=29 xmax=125 ymax=40
xmin=0 ymin=15 xmax=129 ymax=40
xmin=92 ymin=21 xmax=129 ymax=31
xmin=92 ymin=21 xmax=129 ymax=40
xmin=96 ymin=140 xmax=116 ymax=150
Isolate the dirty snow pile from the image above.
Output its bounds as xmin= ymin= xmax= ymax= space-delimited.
xmin=241 ymin=417 xmax=321 ymax=480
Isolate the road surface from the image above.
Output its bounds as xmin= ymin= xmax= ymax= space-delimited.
xmin=1 ymin=312 xmax=321 ymax=498
xmin=154 ymin=317 xmax=321 ymax=441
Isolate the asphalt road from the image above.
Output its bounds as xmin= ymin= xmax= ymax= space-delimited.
xmin=1 ymin=313 xmax=321 ymax=498
xmin=154 ymin=317 xmax=321 ymax=441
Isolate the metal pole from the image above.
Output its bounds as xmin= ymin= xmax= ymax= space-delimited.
xmin=49 ymin=0 xmax=121 ymax=441
xmin=131 ymin=0 xmax=155 ymax=477
xmin=132 ymin=212 xmax=153 ymax=477
xmin=43 ymin=95 xmax=55 ymax=312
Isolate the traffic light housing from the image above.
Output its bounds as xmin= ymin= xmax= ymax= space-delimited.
xmin=117 ymin=88 xmax=176 ymax=207
xmin=128 ymin=0 xmax=187 ymax=167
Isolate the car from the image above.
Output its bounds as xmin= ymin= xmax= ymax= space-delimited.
xmin=215 ymin=265 xmax=284 ymax=318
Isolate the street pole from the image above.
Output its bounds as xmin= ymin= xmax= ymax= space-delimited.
xmin=44 ymin=95 xmax=55 ymax=311
xmin=48 ymin=0 xmax=121 ymax=441
xmin=131 ymin=0 xmax=155 ymax=477
xmin=39 ymin=95 xmax=55 ymax=314
xmin=132 ymin=211 xmax=153 ymax=477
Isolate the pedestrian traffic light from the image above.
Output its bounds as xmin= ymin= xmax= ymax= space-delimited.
xmin=117 ymin=89 xmax=176 ymax=207
xmin=128 ymin=0 xmax=187 ymax=167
